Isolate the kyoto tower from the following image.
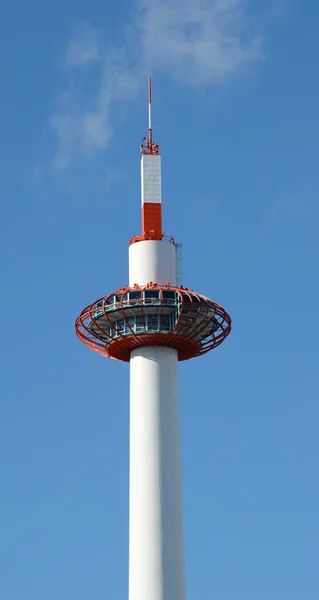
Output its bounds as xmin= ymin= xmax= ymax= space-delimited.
xmin=75 ymin=78 xmax=231 ymax=600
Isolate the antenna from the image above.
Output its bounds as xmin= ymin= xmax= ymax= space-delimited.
xmin=148 ymin=76 xmax=152 ymax=144
xmin=142 ymin=76 xmax=159 ymax=155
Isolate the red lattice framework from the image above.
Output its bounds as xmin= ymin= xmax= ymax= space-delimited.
xmin=75 ymin=284 xmax=231 ymax=362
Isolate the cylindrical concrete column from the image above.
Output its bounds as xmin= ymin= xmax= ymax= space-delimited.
xmin=129 ymin=346 xmax=185 ymax=600
xmin=129 ymin=240 xmax=177 ymax=287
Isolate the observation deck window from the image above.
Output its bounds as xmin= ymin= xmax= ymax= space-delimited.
xmin=135 ymin=316 xmax=144 ymax=332
xmin=147 ymin=315 xmax=159 ymax=331
xmin=162 ymin=290 xmax=176 ymax=301
xmin=181 ymin=292 xmax=190 ymax=302
xmin=115 ymin=320 xmax=125 ymax=333
xmin=129 ymin=291 xmax=141 ymax=301
xmin=125 ymin=317 xmax=134 ymax=332
xmin=93 ymin=300 xmax=103 ymax=310
xmin=144 ymin=290 xmax=160 ymax=301
xmin=161 ymin=315 xmax=171 ymax=331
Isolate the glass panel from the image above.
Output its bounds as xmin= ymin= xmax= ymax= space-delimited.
xmin=162 ymin=290 xmax=176 ymax=300
xmin=105 ymin=304 xmax=121 ymax=316
xmin=135 ymin=315 xmax=145 ymax=332
xmin=144 ymin=290 xmax=160 ymax=300
xmin=92 ymin=310 xmax=103 ymax=319
xmin=126 ymin=317 xmax=135 ymax=329
xmin=161 ymin=315 xmax=171 ymax=331
xmin=92 ymin=300 xmax=103 ymax=310
xmin=181 ymin=292 xmax=190 ymax=302
xmin=115 ymin=320 xmax=125 ymax=332
xmin=129 ymin=291 xmax=141 ymax=301
xmin=147 ymin=315 xmax=159 ymax=331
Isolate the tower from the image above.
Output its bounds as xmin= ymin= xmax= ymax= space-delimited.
xmin=75 ymin=78 xmax=231 ymax=600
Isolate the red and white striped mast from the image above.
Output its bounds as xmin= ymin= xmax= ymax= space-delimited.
xmin=138 ymin=76 xmax=163 ymax=241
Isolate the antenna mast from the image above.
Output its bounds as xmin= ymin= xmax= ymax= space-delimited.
xmin=141 ymin=76 xmax=159 ymax=155
xmin=148 ymin=76 xmax=152 ymax=144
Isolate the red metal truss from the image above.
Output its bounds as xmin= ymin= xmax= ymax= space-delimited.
xmin=75 ymin=284 xmax=231 ymax=362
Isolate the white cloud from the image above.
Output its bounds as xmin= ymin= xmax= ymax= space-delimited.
xmin=65 ymin=22 xmax=102 ymax=67
xmin=50 ymin=111 xmax=111 ymax=172
xmin=136 ymin=0 xmax=263 ymax=83
xmin=50 ymin=0 xmax=264 ymax=172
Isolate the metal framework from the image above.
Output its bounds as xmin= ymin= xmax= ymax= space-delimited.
xmin=129 ymin=232 xmax=175 ymax=245
xmin=75 ymin=283 xmax=231 ymax=362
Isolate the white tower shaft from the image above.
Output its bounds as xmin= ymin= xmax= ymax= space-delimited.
xmin=128 ymin=240 xmax=186 ymax=600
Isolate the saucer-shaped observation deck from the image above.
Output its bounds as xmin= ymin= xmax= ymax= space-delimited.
xmin=75 ymin=284 xmax=231 ymax=362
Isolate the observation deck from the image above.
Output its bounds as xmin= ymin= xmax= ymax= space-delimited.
xmin=75 ymin=284 xmax=231 ymax=362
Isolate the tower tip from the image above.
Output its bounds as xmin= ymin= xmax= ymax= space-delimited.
xmin=148 ymin=77 xmax=152 ymax=142
xmin=141 ymin=76 xmax=160 ymax=156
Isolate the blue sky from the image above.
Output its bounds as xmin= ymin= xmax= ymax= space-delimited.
xmin=1 ymin=1 xmax=318 ymax=598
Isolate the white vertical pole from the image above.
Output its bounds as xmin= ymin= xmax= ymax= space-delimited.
xmin=129 ymin=346 xmax=185 ymax=600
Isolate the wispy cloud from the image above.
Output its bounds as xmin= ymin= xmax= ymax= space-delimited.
xmin=65 ymin=21 xmax=102 ymax=67
xmin=50 ymin=0 xmax=264 ymax=172
xmin=136 ymin=0 xmax=263 ymax=83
